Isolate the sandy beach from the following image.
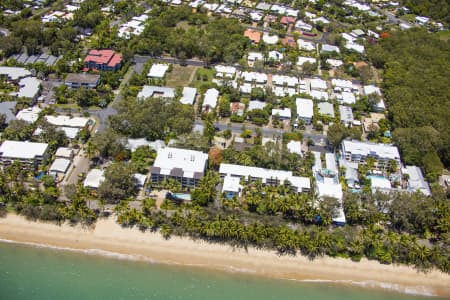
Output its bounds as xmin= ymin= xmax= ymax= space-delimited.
xmin=0 ymin=213 xmax=449 ymax=297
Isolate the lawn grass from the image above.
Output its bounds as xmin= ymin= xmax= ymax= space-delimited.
xmin=166 ymin=65 xmax=198 ymax=88
xmin=191 ymin=67 xmax=215 ymax=89
xmin=437 ymin=30 xmax=450 ymax=41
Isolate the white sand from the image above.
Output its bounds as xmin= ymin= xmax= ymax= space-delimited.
xmin=0 ymin=214 xmax=449 ymax=297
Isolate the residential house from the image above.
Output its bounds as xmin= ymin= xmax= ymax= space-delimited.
xmin=318 ymin=102 xmax=335 ymax=118
xmin=137 ymin=86 xmax=175 ymax=100
xmin=296 ymin=98 xmax=314 ymax=125
xmin=339 ymin=105 xmax=354 ymax=125
xmin=0 ymin=101 xmax=17 ymax=125
xmin=179 ymin=87 xmax=197 ymax=105
xmin=272 ymin=108 xmax=291 ymax=120
xmin=202 ymin=88 xmax=219 ymax=112
xmin=405 ymin=166 xmax=431 ymax=196
xmin=147 ymin=64 xmax=169 ymax=78
xmin=244 ymin=30 xmax=261 ymax=43
xmin=222 ymin=175 xmax=243 ymax=198
xmin=83 ymin=169 xmax=105 ymax=189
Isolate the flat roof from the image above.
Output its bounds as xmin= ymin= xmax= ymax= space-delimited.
xmin=83 ymin=169 xmax=105 ymax=188
xmin=296 ymin=98 xmax=313 ymax=119
xmin=0 ymin=67 xmax=31 ymax=80
xmin=65 ymin=73 xmax=100 ymax=85
xmin=222 ymin=175 xmax=242 ymax=193
xmin=138 ymin=86 xmax=175 ymax=99
xmin=0 ymin=140 xmax=48 ymax=160
xmin=153 ymin=147 xmax=208 ymax=178
xmin=45 ymin=115 xmax=89 ymax=128
xmin=318 ymin=102 xmax=335 ymax=117
xmin=180 ymin=87 xmax=197 ymax=105
xmin=0 ymin=101 xmax=17 ymax=124
xmin=147 ymin=64 xmax=169 ymax=78
xmin=342 ymin=140 xmax=400 ymax=160
xmin=49 ymin=158 xmax=71 ymax=173
xmin=219 ymin=163 xmax=310 ymax=191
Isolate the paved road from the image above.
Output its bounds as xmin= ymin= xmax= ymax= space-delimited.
xmin=245 ymin=25 xmax=331 ymax=44
xmin=53 ymin=65 xmax=135 ymax=132
xmin=371 ymin=5 xmax=413 ymax=28
xmin=134 ymin=55 xmax=206 ymax=69
xmin=194 ymin=120 xmax=326 ymax=145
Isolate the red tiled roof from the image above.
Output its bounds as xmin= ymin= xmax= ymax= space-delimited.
xmin=84 ymin=49 xmax=122 ymax=66
xmin=280 ymin=16 xmax=296 ymax=25
xmin=244 ymin=30 xmax=261 ymax=43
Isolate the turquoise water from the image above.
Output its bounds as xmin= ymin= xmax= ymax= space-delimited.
xmin=0 ymin=241 xmax=445 ymax=300
xmin=172 ymin=193 xmax=191 ymax=201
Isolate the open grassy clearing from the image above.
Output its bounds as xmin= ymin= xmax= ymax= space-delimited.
xmin=166 ymin=65 xmax=198 ymax=88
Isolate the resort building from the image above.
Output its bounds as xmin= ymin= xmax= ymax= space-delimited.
xmin=150 ymin=147 xmax=208 ymax=188
xmin=219 ymin=163 xmax=310 ymax=193
xmin=341 ymin=140 xmax=401 ymax=169
xmin=83 ymin=49 xmax=122 ymax=72
xmin=312 ymin=152 xmax=346 ymax=225
xmin=0 ymin=140 xmax=49 ymax=168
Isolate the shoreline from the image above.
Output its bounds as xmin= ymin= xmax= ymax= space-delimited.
xmin=0 ymin=214 xmax=449 ymax=298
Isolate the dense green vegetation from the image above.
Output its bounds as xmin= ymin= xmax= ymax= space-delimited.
xmin=367 ymin=29 xmax=450 ymax=179
xmin=114 ymin=186 xmax=450 ymax=273
xmin=400 ymin=0 xmax=449 ymax=25
xmin=109 ymin=97 xmax=194 ymax=140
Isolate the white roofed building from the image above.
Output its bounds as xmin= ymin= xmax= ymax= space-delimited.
xmin=341 ymin=140 xmax=401 ymax=169
xmin=16 ymin=106 xmax=42 ymax=123
xmin=202 ymin=88 xmax=219 ymax=112
xmin=45 ymin=115 xmax=89 ymax=128
xmin=83 ymin=169 xmax=105 ymax=189
xmin=296 ymin=98 xmax=314 ymax=125
xmin=405 ymin=166 xmax=431 ymax=196
xmin=219 ymin=163 xmax=310 ymax=193
xmin=180 ymin=87 xmax=197 ymax=105
xmin=0 ymin=140 xmax=48 ymax=167
xmin=151 ymin=147 xmax=208 ymax=188
xmin=272 ymin=108 xmax=291 ymax=120
xmin=147 ymin=64 xmax=169 ymax=78
xmin=137 ymin=86 xmax=175 ymax=100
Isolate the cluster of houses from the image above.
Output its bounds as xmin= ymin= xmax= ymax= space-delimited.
xmin=0 ymin=67 xmax=41 ymax=102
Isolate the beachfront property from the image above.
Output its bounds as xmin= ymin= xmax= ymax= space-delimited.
xmin=83 ymin=169 xmax=105 ymax=189
xmin=0 ymin=140 xmax=49 ymax=168
xmin=404 ymin=166 xmax=432 ymax=196
xmin=83 ymin=49 xmax=122 ymax=72
xmin=222 ymin=175 xmax=243 ymax=199
xmin=65 ymin=73 xmax=100 ymax=89
xmin=312 ymin=152 xmax=346 ymax=225
xmin=150 ymin=147 xmax=208 ymax=188
xmin=48 ymin=158 xmax=71 ymax=180
xmin=341 ymin=140 xmax=401 ymax=169
xmin=219 ymin=163 xmax=310 ymax=194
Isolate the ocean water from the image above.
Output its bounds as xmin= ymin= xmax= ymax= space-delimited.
xmin=0 ymin=241 xmax=446 ymax=300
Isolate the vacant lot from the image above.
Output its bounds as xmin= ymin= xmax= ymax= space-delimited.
xmin=166 ymin=65 xmax=198 ymax=87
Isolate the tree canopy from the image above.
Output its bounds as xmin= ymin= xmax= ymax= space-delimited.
xmin=367 ymin=29 xmax=450 ymax=170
